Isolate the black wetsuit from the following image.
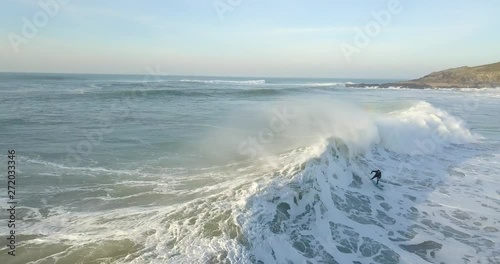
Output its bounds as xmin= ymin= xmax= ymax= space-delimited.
xmin=371 ymin=170 xmax=382 ymax=184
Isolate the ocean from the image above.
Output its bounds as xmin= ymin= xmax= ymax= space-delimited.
xmin=0 ymin=72 xmax=499 ymax=264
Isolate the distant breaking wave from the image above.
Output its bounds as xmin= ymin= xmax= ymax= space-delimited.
xmin=302 ymin=82 xmax=354 ymax=87
xmin=180 ymin=79 xmax=266 ymax=85
xmin=178 ymin=80 xmax=355 ymax=87
xmin=262 ymin=82 xmax=354 ymax=87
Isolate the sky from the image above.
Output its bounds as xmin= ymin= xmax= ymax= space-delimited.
xmin=1 ymin=0 xmax=499 ymax=78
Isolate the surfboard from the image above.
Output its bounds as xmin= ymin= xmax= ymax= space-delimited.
xmin=369 ymin=177 xmax=384 ymax=189
xmin=372 ymin=180 xmax=384 ymax=189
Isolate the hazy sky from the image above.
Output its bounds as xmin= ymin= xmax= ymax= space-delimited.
xmin=1 ymin=0 xmax=499 ymax=78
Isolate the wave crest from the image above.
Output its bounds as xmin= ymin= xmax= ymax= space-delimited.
xmin=377 ymin=101 xmax=481 ymax=154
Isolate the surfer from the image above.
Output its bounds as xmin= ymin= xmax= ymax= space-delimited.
xmin=370 ymin=170 xmax=382 ymax=185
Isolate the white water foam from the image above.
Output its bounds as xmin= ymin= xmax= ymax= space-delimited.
xmin=179 ymin=79 xmax=267 ymax=85
xmin=5 ymin=101 xmax=498 ymax=264
xmin=376 ymin=101 xmax=481 ymax=154
xmin=136 ymin=101 xmax=493 ymax=263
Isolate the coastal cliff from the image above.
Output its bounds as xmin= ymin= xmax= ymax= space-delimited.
xmin=348 ymin=62 xmax=500 ymax=88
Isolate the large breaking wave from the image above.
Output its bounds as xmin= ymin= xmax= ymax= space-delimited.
xmin=12 ymin=101 xmax=498 ymax=264
xmin=142 ymin=101 xmax=493 ymax=263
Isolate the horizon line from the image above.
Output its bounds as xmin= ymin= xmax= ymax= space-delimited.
xmin=0 ymin=71 xmax=405 ymax=81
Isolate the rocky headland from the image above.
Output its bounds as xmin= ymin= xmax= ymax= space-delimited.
xmin=347 ymin=62 xmax=500 ymax=89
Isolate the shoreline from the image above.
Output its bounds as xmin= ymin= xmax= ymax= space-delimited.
xmin=346 ymin=83 xmax=500 ymax=89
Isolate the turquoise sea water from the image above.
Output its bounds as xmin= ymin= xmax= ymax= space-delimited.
xmin=0 ymin=73 xmax=499 ymax=263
